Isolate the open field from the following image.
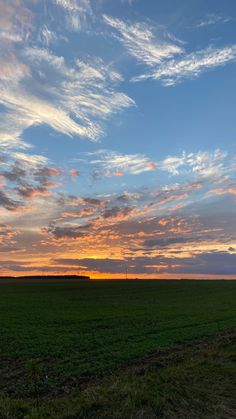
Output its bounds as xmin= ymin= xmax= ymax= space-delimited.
xmin=0 ymin=279 xmax=235 ymax=418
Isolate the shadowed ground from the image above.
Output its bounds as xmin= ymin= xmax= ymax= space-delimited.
xmin=0 ymin=329 xmax=235 ymax=418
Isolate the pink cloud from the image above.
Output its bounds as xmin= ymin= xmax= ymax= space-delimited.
xmin=69 ymin=169 xmax=80 ymax=177
xmin=114 ymin=169 xmax=123 ymax=177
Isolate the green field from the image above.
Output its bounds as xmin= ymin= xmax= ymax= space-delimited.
xmin=0 ymin=279 xmax=236 ymax=418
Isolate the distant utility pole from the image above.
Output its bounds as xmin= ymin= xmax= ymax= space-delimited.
xmin=123 ymin=251 xmax=128 ymax=280
xmin=125 ymin=262 xmax=128 ymax=280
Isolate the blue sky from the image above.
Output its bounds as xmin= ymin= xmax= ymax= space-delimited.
xmin=0 ymin=0 xmax=236 ymax=277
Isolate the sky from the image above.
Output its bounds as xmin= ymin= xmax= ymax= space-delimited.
xmin=1 ymin=0 xmax=236 ymax=278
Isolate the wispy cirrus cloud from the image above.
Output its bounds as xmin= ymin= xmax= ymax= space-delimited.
xmin=80 ymin=148 xmax=233 ymax=179
xmin=0 ymin=1 xmax=134 ymax=150
xmin=54 ymin=0 xmax=90 ymax=11
xmin=80 ymin=149 xmax=157 ymax=176
xmin=160 ymin=149 xmax=231 ymax=178
xmin=0 ymin=0 xmax=32 ymax=45
xmin=104 ymin=15 xmax=236 ymax=85
xmin=136 ymin=45 xmax=236 ymax=85
xmin=53 ymin=0 xmax=92 ymax=31
xmin=0 ymin=46 xmax=134 ymax=148
xmin=38 ymin=25 xmax=58 ymax=47
xmin=196 ymin=13 xmax=233 ymax=28
xmin=103 ymin=14 xmax=183 ymax=67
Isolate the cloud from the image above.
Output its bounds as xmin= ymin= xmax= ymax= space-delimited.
xmin=138 ymin=45 xmax=236 ymax=85
xmin=102 ymin=206 xmax=133 ymax=219
xmin=42 ymin=181 xmax=205 ymax=247
xmin=53 ymin=250 xmax=236 ymax=276
xmin=0 ymin=164 xmax=27 ymax=183
xmin=0 ymin=0 xmax=32 ymax=45
xmin=34 ymin=166 xmax=62 ymax=180
xmin=0 ymin=224 xmax=16 ymax=244
xmin=76 ymin=148 xmax=233 ymax=182
xmin=16 ymin=186 xmax=52 ymax=199
xmin=0 ymin=3 xmax=134 ymax=150
xmin=69 ymin=169 xmax=80 ymax=177
xmin=0 ymin=190 xmax=20 ymax=211
xmin=160 ymin=155 xmax=186 ymax=175
xmin=103 ymin=15 xmax=183 ymax=66
xmin=0 ymin=49 xmax=134 ymax=147
xmin=83 ymin=197 xmax=103 ymax=206
xmin=54 ymin=257 xmax=127 ymax=273
xmin=196 ymin=14 xmax=233 ymax=28
xmin=1 ymin=175 xmax=236 ymax=276
xmin=82 ymin=149 xmax=157 ymax=175
xmin=169 ymin=251 xmax=236 ymax=276
xmin=11 ymin=152 xmax=49 ymax=167
xmin=45 ymin=222 xmax=93 ymax=239
xmin=2 ymin=54 xmax=132 ymax=141
xmin=54 ymin=0 xmax=90 ymax=12
xmin=0 ymin=149 xmax=63 ymax=210
xmin=104 ymin=15 xmax=236 ymax=86
xmin=159 ymin=149 xmax=230 ymax=178
xmin=53 ymin=256 xmax=169 ymax=275
xmin=0 ymin=259 xmax=82 ymax=273
xmin=143 ymin=234 xmax=210 ymax=249
xmin=53 ymin=0 xmax=93 ymax=31
xmin=121 ymin=0 xmax=136 ymax=3
xmin=207 ymin=187 xmax=236 ymax=197
xmin=187 ymin=150 xmax=229 ymax=178
xmin=38 ymin=25 xmax=57 ymax=47
xmin=0 ymin=150 xmax=51 ymax=186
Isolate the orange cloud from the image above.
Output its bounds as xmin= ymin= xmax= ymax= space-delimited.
xmin=208 ymin=187 xmax=236 ymax=196
xmin=69 ymin=169 xmax=80 ymax=177
xmin=114 ymin=169 xmax=123 ymax=177
xmin=147 ymin=162 xmax=157 ymax=170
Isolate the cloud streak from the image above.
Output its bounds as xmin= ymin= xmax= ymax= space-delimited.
xmin=52 ymin=0 xmax=93 ymax=31
xmin=81 ymin=150 xmax=157 ymax=176
xmin=137 ymin=45 xmax=236 ymax=85
xmin=0 ymin=47 xmax=134 ymax=148
xmin=0 ymin=2 xmax=134 ymax=150
xmin=104 ymin=15 xmax=236 ymax=85
xmin=103 ymin=14 xmax=183 ymax=66
xmin=196 ymin=14 xmax=233 ymax=28
xmin=159 ymin=149 xmax=230 ymax=178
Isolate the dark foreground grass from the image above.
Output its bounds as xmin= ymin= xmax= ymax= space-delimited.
xmin=0 ymin=279 xmax=236 ymax=400
xmin=0 ymin=329 xmax=235 ymax=418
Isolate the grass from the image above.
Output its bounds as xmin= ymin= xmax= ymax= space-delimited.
xmin=0 ymin=279 xmax=235 ymax=417
xmin=0 ymin=329 xmax=235 ymax=418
